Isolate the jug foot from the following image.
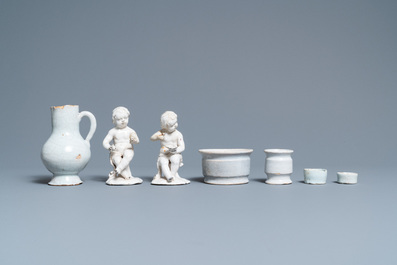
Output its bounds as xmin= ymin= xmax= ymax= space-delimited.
xmin=48 ymin=175 xmax=83 ymax=186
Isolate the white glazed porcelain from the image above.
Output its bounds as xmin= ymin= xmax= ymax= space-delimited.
xmin=103 ymin=107 xmax=143 ymax=186
xmin=41 ymin=105 xmax=97 ymax=186
xmin=337 ymin=172 xmax=358 ymax=184
xmin=304 ymin=168 xmax=327 ymax=184
xmin=264 ymin=149 xmax=293 ymax=185
xmin=150 ymin=111 xmax=190 ymax=185
xmin=199 ymin=149 xmax=253 ymax=185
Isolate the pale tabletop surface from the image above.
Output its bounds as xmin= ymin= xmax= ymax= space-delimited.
xmin=1 ymin=167 xmax=396 ymax=265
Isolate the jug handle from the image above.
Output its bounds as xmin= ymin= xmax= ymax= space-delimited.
xmin=78 ymin=111 xmax=97 ymax=143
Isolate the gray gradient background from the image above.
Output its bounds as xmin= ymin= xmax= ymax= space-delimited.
xmin=1 ymin=1 xmax=396 ymax=264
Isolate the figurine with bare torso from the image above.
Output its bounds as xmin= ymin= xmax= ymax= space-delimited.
xmin=103 ymin=106 xmax=142 ymax=185
xmin=150 ymin=111 xmax=190 ymax=185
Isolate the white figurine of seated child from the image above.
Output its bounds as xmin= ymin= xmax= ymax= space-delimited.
xmin=103 ymin=106 xmax=143 ymax=185
xmin=150 ymin=111 xmax=190 ymax=185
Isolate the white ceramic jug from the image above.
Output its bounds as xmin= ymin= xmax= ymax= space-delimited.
xmin=41 ymin=105 xmax=97 ymax=186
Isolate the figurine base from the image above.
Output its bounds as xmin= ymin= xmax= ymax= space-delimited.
xmin=151 ymin=175 xmax=190 ymax=185
xmin=265 ymin=174 xmax=292 ymax=185
xmin=48 ymin=175 xmax=83 ymax=186
xmin=106 ymin=175 xmax=143 ymax=186
xmin=204 ymin=176 xmax=249 ymax=185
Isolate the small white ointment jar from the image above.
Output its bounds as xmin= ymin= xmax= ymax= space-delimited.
xmin=199 ymin=149 xmax=253 ymax=185
xmin=337 ymin=172 xmax=358 ymax=184
xmin=304 ymin=168 xmax=327 ymax=185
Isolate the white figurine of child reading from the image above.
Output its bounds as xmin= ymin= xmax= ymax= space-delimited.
xmin=150 ymin=111 xmax=190 ymax=185
xmin=103 ymin=106 xmax=143 ymax=185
